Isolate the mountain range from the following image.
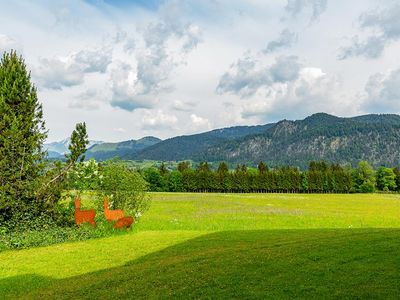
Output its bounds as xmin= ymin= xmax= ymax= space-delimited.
xmin=45 ymin=113 xmax=400 ymax=168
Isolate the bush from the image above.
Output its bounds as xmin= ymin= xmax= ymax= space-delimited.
xmin=100 ymin=163 xmax=150 ymax=216
xmin=0 ymin=200 xmax=128 ymax=251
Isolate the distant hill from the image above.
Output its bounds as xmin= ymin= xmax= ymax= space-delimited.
xmin=85 ymin=136 xmax=162 ymax=161
xmin=44 ymin=138 xmax=104 ymax=158
xmin=134 ymin=124 xmax=275 ymax=161
xmin=199 ymin=113 xmax=400 ymax=168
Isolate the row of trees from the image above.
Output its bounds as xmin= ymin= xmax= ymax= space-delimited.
xmin=143 ymin=161 xmax=399 ymax=193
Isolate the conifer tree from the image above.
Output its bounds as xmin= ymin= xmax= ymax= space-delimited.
xmin=0 ymin=51 xmax=47 ymax=219
xmin=257 ymin=161 xmax=268 ymax=174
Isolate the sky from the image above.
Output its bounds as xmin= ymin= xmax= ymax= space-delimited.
xmin=1 ymin=0 xmax=400 ymax=142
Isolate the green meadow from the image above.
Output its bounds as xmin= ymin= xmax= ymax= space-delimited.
xmin=1 ymin=193 xmax=400 ymax=299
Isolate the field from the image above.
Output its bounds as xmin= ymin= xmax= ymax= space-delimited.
xmin=1 ymin=193 xmax=400 ymax=299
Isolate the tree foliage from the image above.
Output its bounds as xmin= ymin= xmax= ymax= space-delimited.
xmin=144 ymin=161 xmax=363 ymax=193
xmin=376 ymin=167 xmax=397 ymax=192
xmin=0 ymin=51 xmax=47 ymax=220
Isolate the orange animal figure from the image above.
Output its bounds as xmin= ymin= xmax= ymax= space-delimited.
xmin=114 ymin=216 xmax=134 ymax=229
xmin=74 ymin=198 xmax=96 ymax=227
xmin=104 ymin=197 xmax=124 ymax=222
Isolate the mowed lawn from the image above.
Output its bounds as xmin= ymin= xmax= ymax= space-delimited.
xmin=1 ymin=193 xmax=400 ymax=299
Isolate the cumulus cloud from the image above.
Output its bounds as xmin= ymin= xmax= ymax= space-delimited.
xmin=338 ymin=36 xmax=386 ymax=60
xmin=0 ymin=34 xmax=21 ymax=54
xmin=109 ymin=61 xmax=156 ymax=111
xmin=285 ymin=0 xmax=328 ymax=21
xmin=362 ymin=68 xmax=400 ymax=113
xmin=190 ymin=114 xmax=211 ymax=131
xmin=216 ymin=54 xmax=302 ymax=98
xmin=217 ymin=50 xmax=353 ymax=121
xmin=141 ymin=109 xmax=178 ymax=130
xmin=34 ymin=47 xmax=112 ymax=90
xmin=136 ymin=21 xmax=201 ymax=94
xmin=241 ymin=67 xmax=351 ymax=121
xmin=339 ymin=4 xmax=400 ymax=60
xmin=264 ymin=29 xmax=298 ymax=53
xmin=109 ymin=13 xmax=202 ymax=111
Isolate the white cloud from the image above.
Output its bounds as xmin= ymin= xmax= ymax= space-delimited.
xmin=362 ymin=68 xmax=400 ymax=113
xmin=265 ymin=29 xmax=298 ymax=53
xmin=141 ymin=109 xmax=178 ymax=130
xmin=108 ymin=10 xmax=202 ymax=112
xmin=109 ymin=61 xmax=157 ymax=111
xmin=285 ymin=0 xmax=328 ymax=21
xmin=240 ymin=66 xmax=355 ymax=121
xmin=339 ymin=3 xmax=400 ymax=59
xmin=69 ymin=89 xmax=107 ymax=110
xmin=216 ymin=54 xmax=302 ymax=98
xmin=34 ymin=47 xmax=112 ymax=90
xmin=190 ymin=114 xmax=211 ymax=131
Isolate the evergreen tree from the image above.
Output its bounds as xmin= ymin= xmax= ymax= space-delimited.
xmin=177 ymin=161 xmax=191 ymax=173
xmin=257 ymin=161 xmax=268 ymax=174
xmin=0 ymin=51 xmax=47 ymax=219
xmin=158 ymin=162 xmax=168 ymax=176
xmin=197 ymin=162 xmax=210 ymax=173
xmin=217 ymin=162 xmax=229 ymax=175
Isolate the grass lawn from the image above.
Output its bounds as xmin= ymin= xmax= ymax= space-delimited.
xmin=1 ymin=193 xmax=400 ymax=299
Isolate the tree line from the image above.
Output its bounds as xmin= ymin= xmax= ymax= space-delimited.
xmin=142 ymin=161 xmax=400 ymax=193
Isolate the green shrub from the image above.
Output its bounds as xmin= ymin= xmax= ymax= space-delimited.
xmin=99 ymin=163 xmax=150 ymax=216
xmin=0 ymin=207 xmax=128 ymax=251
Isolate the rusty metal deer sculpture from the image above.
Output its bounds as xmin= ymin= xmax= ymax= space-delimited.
xmin=74 ymin=198 xmax=96 ymax=227
xmin=103 ymin=197 xmax=134 ymax=229
xmin=103 ymin=197 xmax=124 ymax=222
xmin=114 ymin=216 xmax=134 ymax=229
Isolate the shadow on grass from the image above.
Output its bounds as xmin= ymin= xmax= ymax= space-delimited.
xmin=2 ymin=228 xmax=400 ymax=299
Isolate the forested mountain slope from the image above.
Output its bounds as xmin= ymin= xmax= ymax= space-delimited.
xmin=134 ymin=123 xmax=275 ymax=161
xmin=85 ymin=136 xmax=162 ymax=161
xmin=200 ymin=113 xmax=400 ymax=168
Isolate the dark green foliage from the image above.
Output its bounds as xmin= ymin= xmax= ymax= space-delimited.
xmin=158 ymin=162 xmax=168 ymax=176
xmin=0 ymin=51 xmax=47 ymax=220
xmin=0 ymin=207 xmax=127 ymax=251
xmin=143 ymin=168 xmax=167 ymax=192
xmin=144 ymin=160 xmax=363 ymax=193
xmin=376 ymin=167 xmax=397 ymax=191
xmin=258 ymin=161 xmax=268 ymax=174
xmin=165 ymin=171 xmax=184 ymax=192
xmin=393 ymin=167 xmax=400 ymax=192
xmin=66 ymin=122 xmax=89 ymax=164
xmin=177 ymin=161 xmax=191 ymax=172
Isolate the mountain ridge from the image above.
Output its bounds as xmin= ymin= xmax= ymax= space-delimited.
xmin=45 ymin=113 xmax=400 ymax=167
